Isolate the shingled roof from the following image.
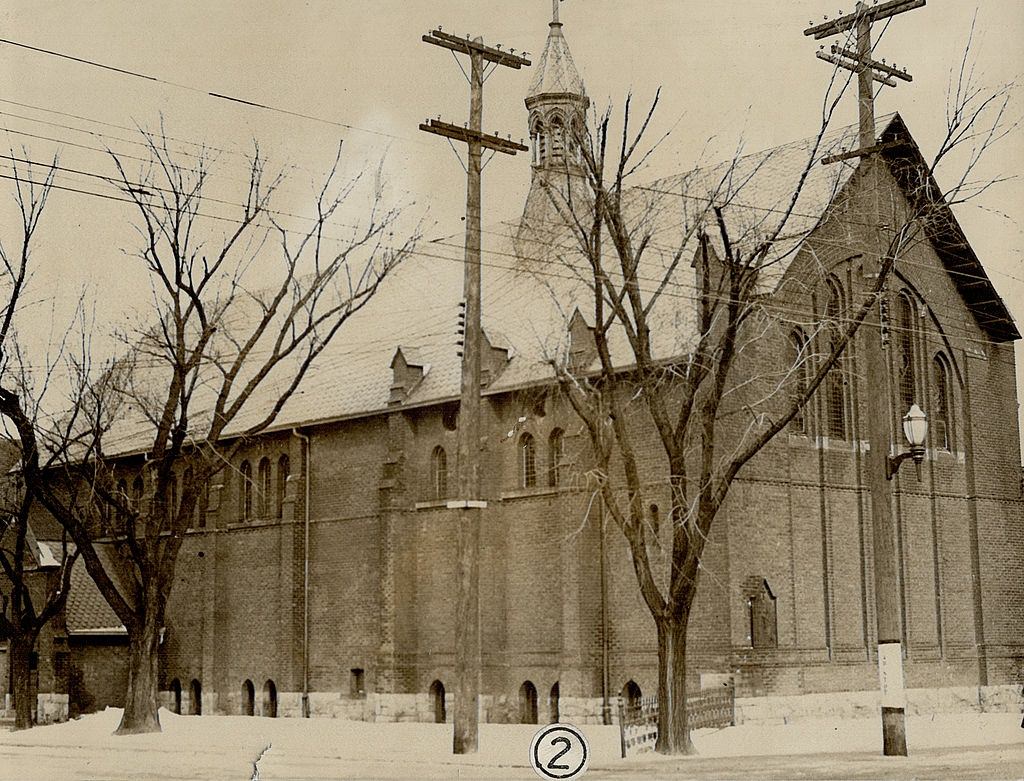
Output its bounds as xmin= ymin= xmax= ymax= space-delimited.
xmin=65 ymin=556 xmax=126 ymax=636
xmin=92 ymin=113 xmax=1015 ymax=459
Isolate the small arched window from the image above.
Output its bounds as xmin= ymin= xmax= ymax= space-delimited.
xmin=257 ymin=457 xmax=271 ymax=519
xmin=116 ymin=479 xmax=129 ymax=522
xmin=431 ymin=446 xmax=448 ymax=501
xmin=520 ymin=433 xmax=537 ymax=488
xmin=276 ymin=454 xmax=290 ymax=519
xmin=749 ymin=579 xmax=778 ymax=648
xmin=549 ymin=116 xmax=565 ymax=161
xmin=648 ymin=503 xmax=660 ymax=536
xmin=167 ymin=474 xmax=178 ymax=525
xmin=933 ymin=354 xmax=954 ymax=451
xmin=548 ymin=428 xmax=564 ymax=487
xmin=896 ymin=293 xmax=918 ymax=413
xmin=131 ymin=475 xmax=144 ymax=512
xmin=240 ymin=460 xmax=253 ymax=522
xmin=823 ymin=279 xmax=847 ymax=440
xmin=788 ymin=328 xmax=810 ymax=435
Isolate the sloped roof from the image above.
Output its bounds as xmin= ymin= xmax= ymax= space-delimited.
xmin=91 ymin=114 xmax=1015 ymax=459
xmin=65 ymin=557 xmax=126 ymax=636
xmin=528 ymin=20 xmax=585 ymax=99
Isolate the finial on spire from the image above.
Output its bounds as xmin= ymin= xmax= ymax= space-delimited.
xmin=552 ymin=0 xmax=562 ymax=26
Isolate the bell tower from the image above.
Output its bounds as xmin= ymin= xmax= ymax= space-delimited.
xmin=517 ymin=1 xmax=591 ymax=259
xmin=525 ymin=0 xmax=589 ymax=174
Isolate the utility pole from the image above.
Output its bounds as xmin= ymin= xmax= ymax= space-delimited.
xmin=420 ymin=28 xmax=529 ymax=755
xmin=805 ymin=0 xmax=926 ymax=758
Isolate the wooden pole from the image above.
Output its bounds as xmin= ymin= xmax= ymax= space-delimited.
xmin=854 ymin=2 xmax=909 ymax=757
xmin=452 ymin=42 xmax=485 ymax=756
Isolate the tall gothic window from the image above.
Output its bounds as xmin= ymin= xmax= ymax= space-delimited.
xmin=520 ymin=433 xmax=537 ymax=488
xmin=548 ymin=428 xmax=564 ymax=487
xmin=131 ymin=475 xmax=144 ymax=512
xmin=788 ymin=328 xmax=810 ymax=435
xmin=258 ymin=457 xmax=271 ymax=519
xmin=896 ymin=293 xmax=918 ymax=413
xmin=824 ymin=279 xmax=847 ymax=439
xmin=276 ymin=454 xmax=290 ymax=519
xmin=431 ymin=446 xmax=448 ymax=501
xmin=933 ymin=354 xmax=954 ymax=451
xmin=749 ymin=579 xmax=778 ymax=648
xmin=240 ymin=460 xmax=253 ymax=522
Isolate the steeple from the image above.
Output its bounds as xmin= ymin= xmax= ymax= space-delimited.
xmin=516 ymin=1 xmax=592 ymax=262
xmin=525 ymin=0 xmax=589 ymax=172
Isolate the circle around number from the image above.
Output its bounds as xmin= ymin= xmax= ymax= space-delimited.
xmin=529 ymin=723 xmax=589 ymax=780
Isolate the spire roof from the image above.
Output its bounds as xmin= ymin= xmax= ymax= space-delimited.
xmin=527 ymin=4 xmax=585 ymax=99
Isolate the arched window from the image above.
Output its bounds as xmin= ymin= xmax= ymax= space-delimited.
xmin=549 ymin=681 xmax=560 ymax=724
xmin=749 ymin=579 xmax=778 ymax=648
xmin=116 ymin=479 xmax=129 ymax=522
xmin=167 ymin=474 xmax=178 ymax=525
xmin=788 ymin=328 xmax=811 ymax=435
xmin=621 ymin=680 xmax=642 ymax=710
xmin=532 ymin=119 xmax=546 ymax=166
xmin=169 ymin=678 xmax=182 ymax=715
xmin=548 ymin=428 xmax=564 ymax=487
xmin=131 ymin=475 xmax=144 ymax=512
xmin=520 ymin=433 xmax=537 ymax=488
xmin=429 ymin=680 xmax=446 ymax=723
xmin=257 ymin=457 xmax=271 ymax=519
xmin=239 ymin=461 xmax=253 ymax=522
xmin=896 ymin=293 xmax=918 ymax=413
xmin=431 ymin=446 xmax=448 ymax=501
xmin=242 ymin=679 xmax=255 ymax=716
xmin=549 ymin=116 xmax=565 ymax=161
xmin=262 ymin=679 xmax=277 ymax=718
xmin=276 ymin=454 xmax=290 ymax=519
xmin=823 ymin=280 xmax=848 ymax=440
xmin=189 ymin=679 xmax=202 ymax=715
xmin=519 ymin=680 xmax=538 ymax=724
xmin=933 ymin=354 xmax=954 ymax=451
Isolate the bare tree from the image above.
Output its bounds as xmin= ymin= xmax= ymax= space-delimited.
xmin=0 ymin=155 xmax=83 ymax=730
xmin=21 ymin=130 xmax=419 ymax=734
xmin=531 ymin=49 xmax=1014 ymax=754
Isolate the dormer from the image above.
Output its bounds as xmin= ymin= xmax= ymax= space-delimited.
xmin=389 ymin=347 xmax=429 ymax=405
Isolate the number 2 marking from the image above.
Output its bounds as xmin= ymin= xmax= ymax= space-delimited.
xmin=546 ymin=736 xmax=572 ymax=771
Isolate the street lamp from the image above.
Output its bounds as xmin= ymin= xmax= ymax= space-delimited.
xmin=886 ymin=403 xmax=928 ymax=480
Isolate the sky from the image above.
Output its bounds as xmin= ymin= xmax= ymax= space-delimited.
xmin=1 ymin=1 xmax=1022 ymax=432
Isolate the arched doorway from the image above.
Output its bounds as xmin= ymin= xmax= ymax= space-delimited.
xmin=262 ymin=680 xmax=277 ymax=718
xmin=169 ymin=679 xmax=182 ymax=715
xmin=428 ymin=680 xmax=446 ymax=723
xmin=189 ymin=679 xmax=202 ymax=715
xmin=242 ymin=680 xmax=255 ymax=716
xmin=549 ymin=682 xmax=560 ymax=723
xmin=621 ymin=680 xmax=641 ymax=711
xmin=519 ymin=680 xmax=538 ymax=724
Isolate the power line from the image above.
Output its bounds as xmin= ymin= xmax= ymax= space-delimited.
xmin=0 ymin=36 xmax=423 ymax=145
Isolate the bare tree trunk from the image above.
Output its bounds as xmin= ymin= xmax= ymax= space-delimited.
xmin=10 ymin=634 xmax=36 ymax=731
xmin=115 ymin=607 xmax=162 ymax=734
xmin=654 ymin=613 xmax=695 ymax=755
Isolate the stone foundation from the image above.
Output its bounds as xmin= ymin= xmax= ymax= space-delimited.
xmin=35 ymin=693 xmax=69 ymax=724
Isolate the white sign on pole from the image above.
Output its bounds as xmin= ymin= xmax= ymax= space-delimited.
xmin=878 ymin=641 xmax=906 ymax=708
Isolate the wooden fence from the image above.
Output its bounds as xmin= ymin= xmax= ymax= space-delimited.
xmin=618 ymin=684 xmax=735 ymax=758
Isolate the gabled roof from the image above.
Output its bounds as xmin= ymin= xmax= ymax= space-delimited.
xmin=878 ymin=114 xmax=1019 ymax=342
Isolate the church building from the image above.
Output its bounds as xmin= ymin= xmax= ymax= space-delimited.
xmin=6 ymin=7 xmax=1023 ymax=725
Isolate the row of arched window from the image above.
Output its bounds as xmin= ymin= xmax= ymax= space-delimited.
xmin=426 ymin=679 xmax=561 ymax=724
xmin=238 ymin=454 xmax=291 ymax=523
xmin=429 ymin=429 xmax=566 ymax=501
xmin=787 ymin=284 xmax=955 ymax=451
xmin=114 ymin=469 xmax=200 ymax=528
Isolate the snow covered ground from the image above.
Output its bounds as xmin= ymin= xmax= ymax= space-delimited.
xmin=0 ymin=708 xmax=1020 ymax=780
